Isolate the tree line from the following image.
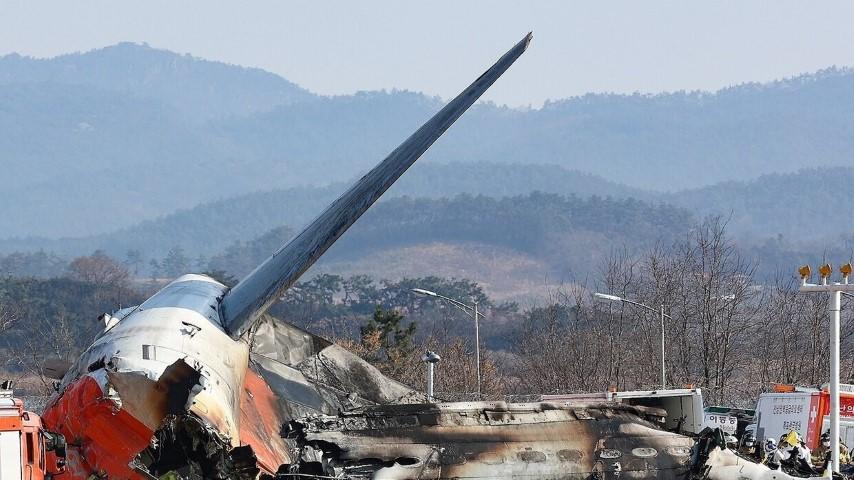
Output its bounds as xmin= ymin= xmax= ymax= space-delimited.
xmin=1 ymin=218 xmax=849 ymax=407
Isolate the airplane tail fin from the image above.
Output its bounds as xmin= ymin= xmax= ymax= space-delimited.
xmin=221 ymin=33 xmax=532 ymax=339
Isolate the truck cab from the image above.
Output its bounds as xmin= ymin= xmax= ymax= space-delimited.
xmin=0 ymin=388 xmax=66 ymax=480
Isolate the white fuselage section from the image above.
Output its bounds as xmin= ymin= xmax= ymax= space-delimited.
xmin=55 ymin=275 xmax=249 ymax=443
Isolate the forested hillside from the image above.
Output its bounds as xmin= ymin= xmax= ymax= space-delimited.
xmin=0 ymin=163 xmax=646 ymax=258
xmin=6 ymin=162 xmax=854 ymax=286
xmin=0 ymin=193 xmax=695 ymax=299
xmin=207 ymin=193 xmax=694 ymax=288
xmin=667 ymin=166 xmax=854 ymax=241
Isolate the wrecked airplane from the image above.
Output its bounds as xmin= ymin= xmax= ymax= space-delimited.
xmin=40 ymin=34 xmax=532 ymax=479
xmin=32 ymin=32 xmax=832 ymax=480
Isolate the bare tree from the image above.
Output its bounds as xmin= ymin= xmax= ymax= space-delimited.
xmin=510 ymin=217 xmax=768 ymax=404
xmin=513 ymin=285 xmax=609 ymax=395
xmin=10 ymin=311 xmax=81 ymax=393
xmin=0 ymin=301 xmax=17 ymax=336
xmin=0 ymin=301 xmax=20 ymax=374
xmin=68 ymin=250 xmax=130 ymax=286
xmin=672 ymin=217 xmax=761 ymax=404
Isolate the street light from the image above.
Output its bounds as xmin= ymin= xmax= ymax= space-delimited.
xmin=798 ymin=262 xmax=854 ymax=472
xmin=594 ymin=292 xmax=671 ymax=389
xmin=411 ymin=288 xmax=486 ymax=398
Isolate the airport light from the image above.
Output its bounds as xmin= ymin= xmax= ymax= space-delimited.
xmin=842 ymin=263 xmax=852 ymax=281
xmin=411 ymin=288 xmax=485 ymax=398
xmin=594 ymin=292 xmax=671 ymax=390
xmin=820 ymin=263 xmax=834 ymax=284
xmin=798 ymin=263 xmax=854 ymax=472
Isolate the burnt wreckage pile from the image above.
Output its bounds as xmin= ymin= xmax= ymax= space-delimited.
xmin=279 ymin=402 xmax=695 ymax=479
xmin=236 ymin=317 xmax=725 ymax=479
xmin=251 ymin=318 xmax=696 ymax=478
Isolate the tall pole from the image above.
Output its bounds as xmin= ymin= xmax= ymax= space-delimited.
xmin=797 ymin=263 xmax=854 ymax=473
xmin=474 ymin=301 xmax=481 ymax=399
xmin=426 ymin=361 xmax=435 ymax=401
xmin=831 ymin=290 xmax=841 ymax=471
xmin=660 ymin=304 xmax=666 ymax=389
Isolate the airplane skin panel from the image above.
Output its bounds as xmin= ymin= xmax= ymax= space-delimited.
xmin=248 ymin=314 xmax=425 ymax=420
xmin=221 ymin=33 xmax=533 ymax=339
xmin=41 ymin=374 xmax=155 ymax=479
xmin=238 ymin=369 xmax=291 ymax=473
xmin=137 ymin=276 xmax=226 ymax=328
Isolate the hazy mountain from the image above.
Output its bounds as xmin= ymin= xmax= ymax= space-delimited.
xmin=666 ymin=166 xmax=854 ymax=242
xmin=0 ymin=163 xmax=646 ymax=258
xmin=3 ymin=43 xmax=854 ymax=239
xmin=0 ymin=42 xmax=315 ymax=120
xmin=221 ymin=68 xmax=854 ymax=193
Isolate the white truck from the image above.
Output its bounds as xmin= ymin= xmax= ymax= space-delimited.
xmin=751 ymin=385 xmax=854 ymax=450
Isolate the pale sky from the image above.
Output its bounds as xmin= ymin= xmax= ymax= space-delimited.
xmin=2 ymin=1 xmax=854 ymax=107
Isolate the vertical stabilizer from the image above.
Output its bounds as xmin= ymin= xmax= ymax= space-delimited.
xmin=221 ymin=33 xmax=532 ymax=339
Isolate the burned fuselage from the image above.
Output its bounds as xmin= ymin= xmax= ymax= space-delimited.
xmin=41 ymin=275 xmax=268 ymax=478
xmin=283 ymin=402 xmax=695 ymax=479
xmin=40 ymin=34 xmax=533 ymax=480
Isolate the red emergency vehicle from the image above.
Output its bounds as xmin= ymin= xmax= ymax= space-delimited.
xmin=0 ymin=387 xmax=66 ymax=480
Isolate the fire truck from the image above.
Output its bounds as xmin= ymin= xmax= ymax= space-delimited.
xmin=0 ymin=386 xmax=66 ymax=480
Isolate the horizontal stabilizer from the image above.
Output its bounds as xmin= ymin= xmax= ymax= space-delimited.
xmin=221 ymin=33 xmax=532 ymax=339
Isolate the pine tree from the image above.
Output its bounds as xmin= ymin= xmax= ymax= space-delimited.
xmin=360 ymin=306 xmax=416 ymax=366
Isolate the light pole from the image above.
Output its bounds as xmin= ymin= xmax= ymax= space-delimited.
xmin=797 ymin=263 xmax=854 ymax=473
xmin=594 ymin=292 xmax=670 ymax=390
xmin=411 ymin=288 xmax=485 ymax=398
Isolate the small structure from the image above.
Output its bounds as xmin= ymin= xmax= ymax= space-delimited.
xmin=421 ymin=351 xmax=441 ymax=401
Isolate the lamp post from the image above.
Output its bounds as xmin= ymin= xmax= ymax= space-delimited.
xmin=594 ymin=292 xmax=670 ymax=390
xmin=797 ymin=263 xmax=854 ymax=472
xmin=411 ymin=288 xmax=485 ymax=398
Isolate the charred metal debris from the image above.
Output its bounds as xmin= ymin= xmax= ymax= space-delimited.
xmin=273 ymin=402 xmax=696 ymax=479
xmin=136 ymin=415 xmax=259 ymax=480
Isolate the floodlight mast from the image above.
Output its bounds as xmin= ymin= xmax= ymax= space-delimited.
xmin=798 ymin=262 xmax=854 ymax=473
